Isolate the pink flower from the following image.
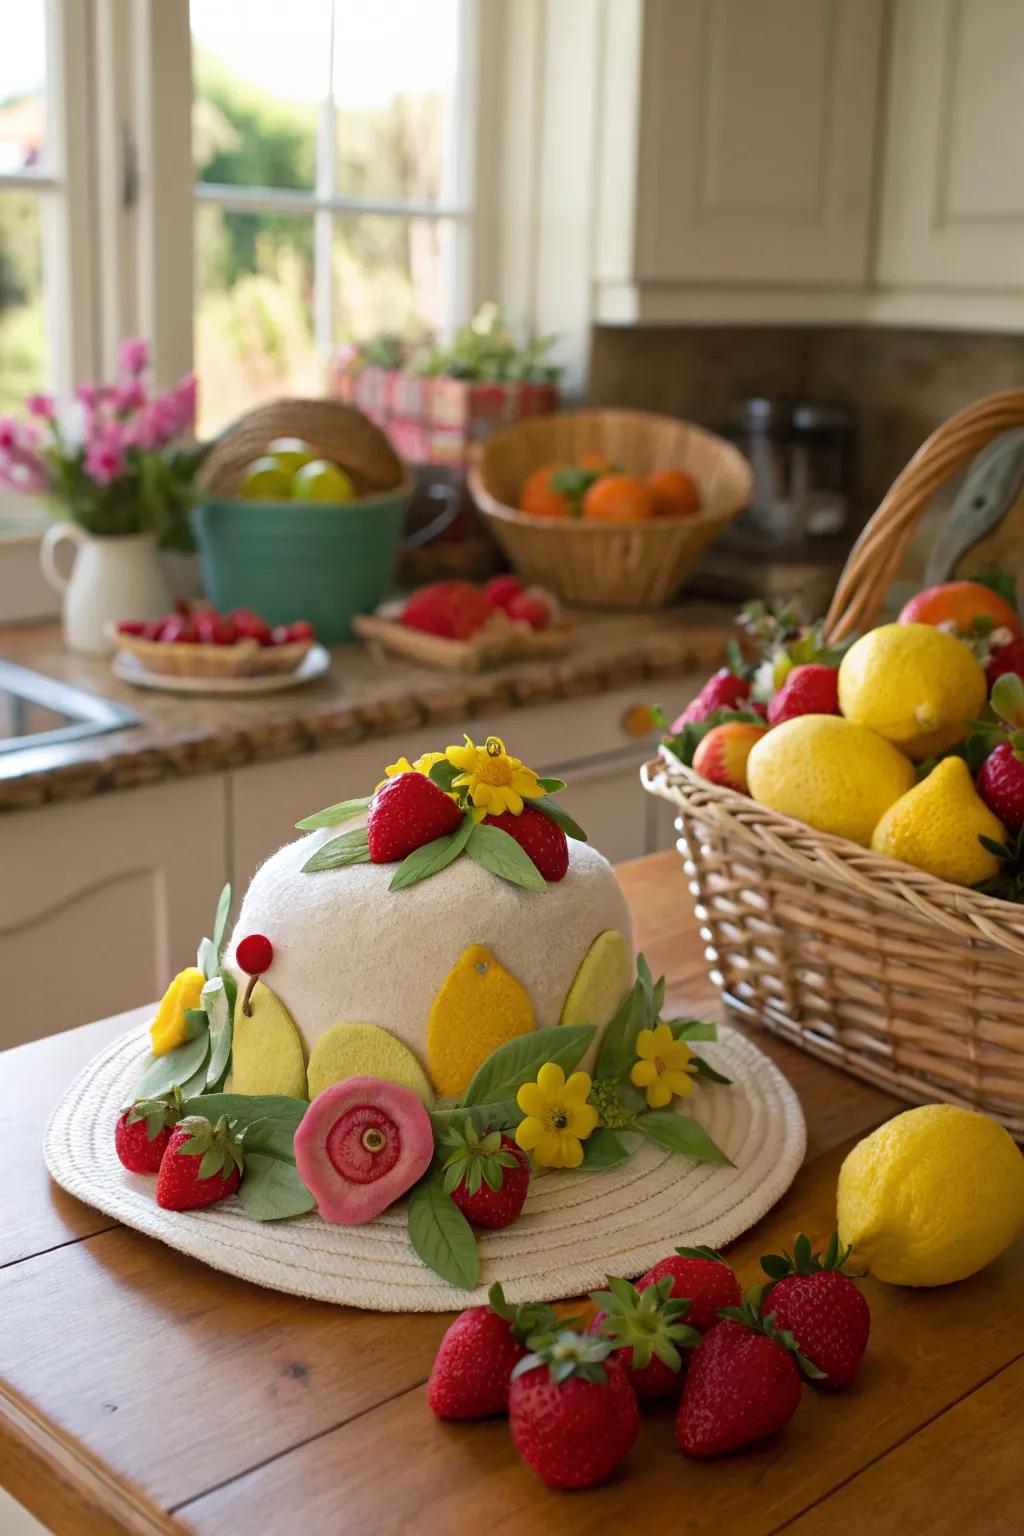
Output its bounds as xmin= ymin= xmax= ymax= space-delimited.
xmin=76 ymin=384 xmax=101 ymax=411
xmin=26 ymin=393 xmax=55 ymax=418
xmin=85 ymin=428 xmax=126 ymax=485
xmin=112 ymin=381 xmax=147 ymax=416
xmin=169 ymin=373 xmax=197 ymax=435
xmin=119 ymin=337 xmax=150 ymax=378
xmin=0 ymin=416 xmax=18 ymax=452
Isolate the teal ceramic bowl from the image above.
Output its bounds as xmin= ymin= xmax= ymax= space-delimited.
xmin=190 ymin=486 xmax=410 ymax=644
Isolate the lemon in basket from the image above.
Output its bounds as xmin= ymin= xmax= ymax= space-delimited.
xmin=838 ymin=623 xmax=987 ymax=760
xmin=746 ymin=715 xmax=915 ymax=845
xmin=838 ymin=1105 xmax=1024 ymax=1286
xmin=871 ymin=756 xmax=1005 ymax=887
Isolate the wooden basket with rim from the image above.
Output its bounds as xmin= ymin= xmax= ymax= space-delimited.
xmin=467 ymin=409 xmax=753 ymax=608
xmin=642 ymin=389 xmax=1024 ymax=1137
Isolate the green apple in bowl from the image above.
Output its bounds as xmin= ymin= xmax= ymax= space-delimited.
xmin=292 ymin=459 xmax=356 ymax=503
xmin=239 ymin=456 xmax=293 ymax=499
xmin=267 ymin=437 xmax=316 ymax=477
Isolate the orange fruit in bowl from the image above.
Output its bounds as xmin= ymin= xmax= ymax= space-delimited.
xmin=898 ymin=580 xmax=1021 ymax=636
xmin=582 ymin=473 xmax=653 ymax=523
xmin=520 ymin=462 xmax=571 ymax=518
xmin=647 ymin=467 xmax=701 ymax=517
xmin=576 ymin=450 xmax=614 ymax=472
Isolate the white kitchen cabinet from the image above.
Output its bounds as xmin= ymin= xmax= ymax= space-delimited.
xmin=0 ymin=777 xmax=227 ymax=1049
xmin=879 ymin=0 xmax=1024 ymax=292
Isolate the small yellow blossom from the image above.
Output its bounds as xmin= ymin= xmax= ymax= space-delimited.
xmin=444 ymin=734 xmax=545 ymax=817
xmin=515 ymin=1062 xmax=598 ymax=1168
xmin=150 ymin=967 xmax=205 ymax=1056
xmin=630 ymin=1023 xmax=697 ymax=1109
xmin=377 ymin=751 xmax=446 ymax=790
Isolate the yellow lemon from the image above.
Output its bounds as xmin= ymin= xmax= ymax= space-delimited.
xmin=871 ymin=756 xmax=1005 ymax=887
xmin=838 ymin=623 xmax=986 ymax=760
xmin=838 ymin=1104 xmax=1024 ymax=1286
xmin=150 ymin=966 xmax=205 ymax=1056
xmin=746 ymin=715 xmax=915 ymax=845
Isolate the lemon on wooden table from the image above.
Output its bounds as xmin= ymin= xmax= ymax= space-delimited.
xmin=746 ymin=715 xmax=915 ymax=845
xmin=837 ymin=1104 xmax=1024 ymax=1287
xmin=871 ymin=756 xmax=1006 ymax=887
xmin=838 ymin=623 xmax=986 ymax=760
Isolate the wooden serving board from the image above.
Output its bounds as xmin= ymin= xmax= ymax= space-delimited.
xmin=351 ymin=608 xmax=573 ymax=673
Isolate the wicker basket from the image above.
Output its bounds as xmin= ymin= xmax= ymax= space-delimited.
xmin=643 ymin=388 xmax=1024 ymax=1137
xmin=197 ymin=398 xmax=408 ymax=500
xmin=467 ymin=409 xmax=752 ymax=608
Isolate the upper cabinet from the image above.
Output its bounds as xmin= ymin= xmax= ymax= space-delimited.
xmin=879 ymin=0 xmax=1024 ymax=291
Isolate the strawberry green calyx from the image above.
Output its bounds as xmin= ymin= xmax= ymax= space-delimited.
xmin=760 ymin=1231 xmax=860 ymax=1280
xmin=440 ymin=1121 xmax=521 ymax=1197
xmin=675 ymin=1243 xmax=730 ymax=1266
xmin=591 ymin=1274 xmax=700 ymax=1373
xmin=717 ymin=1290 xmax=826 ymax=1380
xmin=124 ymin=1086 xmax=183 ymax=1141
xmin=486 ymin=1282 xmax=561 ymax=1345
xmin=176 ymin=1114 xmax=245 ymax=1183
xmin=511 ymin=1329 xmax=614 ymax=1387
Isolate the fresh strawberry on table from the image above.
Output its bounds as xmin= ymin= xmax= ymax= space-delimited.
xmin=114 ymin=1091 xmax=182 ymax=1174
xmin=483 ymin=805 xmax=569 ymax=881
xmin=366 ymin=771 xmax=463 ymax=863
xmin=768 ymin=662 xmax=840 ymax=725
xmin=155 ymin=1115 xmax=244 ymax=1211
xmin=484 ymin=574 xmax=523 ymax=613
xmin=427 ymin=1283 xmax=559 ymax=1420
xmin=509 ymin=1330 xmax=640 ymax=1489
xmin=589 ymin=1274 xmax=700 ymax=1400
xmin=637 ymin=1244 xmax=742 ymax=1333
xmin=675 ymin=1293 xmax=822 ymax=1457
xmin=672 ymin=669 xmax=752 ymax=729
xmin=401 ymin=580 xmax=495 ymax=641
xmin=506 ymin=591 xmax=552 ymax=631
xmin=439 ymin=1123 xmax=530 ymax=1230
xmin=760 ymin=1232 xmax=870 ymax=1390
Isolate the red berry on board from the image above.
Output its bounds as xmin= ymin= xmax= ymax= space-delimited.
xmin=768 ymin=663 xmax=840 ymax=726
xmin=506 ymin=592 xmax=551 ymax=631
xmin=427 ymin=1283 xmax=559 ymax=1421
xmin=116 ymin=619 xmax=146 ymax=636
xmin=484 ymin=574 xmax=523 ymax=613
xmin=977 ymin=740 xmax=1024 ymax=834
xmin=287 ymin=620 xmax=315 ymax=641
xmin=672 ymin=669 xmax=751 ymax=729
xmin=637 ymin=1247 xmax=742 ymax=1333
xmin=483 ymin=805 xmax=569 ymax=882
xmin=366 ymin=772 xmax=463 ymax=863
xmin=195 ymin=610 xmax=236 ymax=645
xmin=159 ymin=614 xmax=199 ymax=644
xmin=271 ymin=624 xmax=291 ymax=646
xmin=400 ymin=581 xmax=494 ymax=641
xmin=233 ymin=609 xmax=273 ymax=645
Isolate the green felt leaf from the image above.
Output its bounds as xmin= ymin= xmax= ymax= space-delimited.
xmin=635 ymin=1110 xmax=732 ymax=1166
xmin=295 ymin=796 xmax=372 ymax=831
xmin=691 ymin=1054 xmax=732 ymax=1085
xmin=593 ymin=980 xmax=646 ymax=1081
xmin=134 ymin=1031 xmax=211 ymax=1100
xmin=239 ymin=1153 xmax=316 ymax=1221
xmin=389 ymin=814 xmax=475 ymax=891
xmin=531 ymin=795 xmax=588 ymax=843
xmin=222 ymin=970 xmax=238 ymax=1016
xmin=301 ymin=832 xmax=371 ymax=874
xmin=429 ymin=1101 xmax=522 ymax=1141
xmin=406 ymin=1175 xmax=479 ymax=1291
xmin=183 ymin=1007 xmax=208 ymax=1042
xmin=536 ymin=776 xmax=566 ymax=794
xmin=460 ymin=1026 xmax=594 ymax=1108
xmin=466 ymin=822 xmax=547 ymax=891
xmin=428 ymin=758 xmax=460 ymax=793
xmin=201 ymin=977 xmax=233 ymax=1089
xmin=182 ymin=1092 xmax=308 ymax=1134
xmin=578 ymin=1128 xmax=631 ymax=1171
xmin=212 ymin=883 xmax=232 ymax=955
xmin=178 ymin=1043 xmax=213 ymax=1103
xmin=242 ymin=1115 xmax=299 ymax=1162
xmin=197 ymin=936 xmax=219 ymax=983
xmin=666 ymin=1018 xmax=718 ymax=1043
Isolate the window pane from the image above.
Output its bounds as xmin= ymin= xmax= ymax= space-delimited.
xmin=195 ymin=206 xmax=322 ymax=436
xmin=191 ymin=0 xmax=329 ymax=191
xmin=333 ymin=214 xmax=454 ymax=342
xmin=333 ymin=0 xmax=462 ymax=203
xmin=0 ymin=3 xmax=47 ymax=172
xmin=0 ymin=189 xmax=47 ymax=411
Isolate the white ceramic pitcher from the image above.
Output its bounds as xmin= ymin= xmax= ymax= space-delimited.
xmin=39 ymin=524 xmax=171 ymax=656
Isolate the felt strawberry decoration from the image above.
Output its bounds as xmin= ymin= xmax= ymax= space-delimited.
xmin=760 ymin=1232 xmax=870 ymax=1390
xmin=483 ymin=805 xmax=568 ymax=881
xmin=509 ymin=1330 xmax=640 ymax=1489
xmin=675 ymin=1293 xmax=823 ymax=1457
xmin=427 ymin=1283 xmax=559 ymax=1420
xmin=114 ymin=1090 xmax=183 ymax=1174
xmin=155 ymin=1115 xmax=244 ymax=1210
xmin=589 ymin=1274 xmax=701 ymax=1400
xmin=636 ymin=1244 xmax=742 ymax=1333
xmin=439 ymin=1124 xmax=530 ymax=1229
xmin=672 ymin=669 xmax=752 ymax=729
xmin=366 ymin=771 xmax=463 ymax=863
xmin=767 ymin=662 xmax=840 ymax=725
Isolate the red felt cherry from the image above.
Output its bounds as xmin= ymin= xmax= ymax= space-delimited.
xmin=236 ymin=933 xmax=273 ymax=1016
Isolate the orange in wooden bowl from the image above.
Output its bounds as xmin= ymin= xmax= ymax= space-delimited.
xmin=582 ymin=473 xmax=653 ymax=523
xmin=520 ymin=462 xmax=571 ymax=518
xmin=647 ymin=466 xmax=701 ymax=517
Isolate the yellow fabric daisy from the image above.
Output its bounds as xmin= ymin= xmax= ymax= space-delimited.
xmin=515 ymin=1062 xmax=598 ymax=1168
xmin=377 ymin=750 xmax=447 ymax=790
xmin=630 ymin=1023 xmax=698 ymax=1109
xmin=444 ymin=734 xmax=545 ymax=817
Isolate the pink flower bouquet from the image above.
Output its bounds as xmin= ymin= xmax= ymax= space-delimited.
xmin=0 ymin=339 xmax=200 ymax=549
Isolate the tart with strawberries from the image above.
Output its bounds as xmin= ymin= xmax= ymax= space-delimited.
xmin=110 ymin=602 xmax=317 ymax=678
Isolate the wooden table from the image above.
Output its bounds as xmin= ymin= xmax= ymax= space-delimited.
xmin=1 ymin=851 xmax=1021 ymax=1536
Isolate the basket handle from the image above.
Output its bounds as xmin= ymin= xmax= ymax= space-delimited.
xmin=823 ymin=389 xmax=1024 ymax=641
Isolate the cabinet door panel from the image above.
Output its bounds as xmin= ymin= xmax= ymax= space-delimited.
xmin=879 ymin=0 xmax=1024 ymax=288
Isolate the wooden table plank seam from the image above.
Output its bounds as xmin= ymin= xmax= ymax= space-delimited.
xmin=0 ymin=1223 xmax=121 ymax=1274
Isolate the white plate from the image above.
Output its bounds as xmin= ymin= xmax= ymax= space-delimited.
xmin=112 ymin=643 xmax=331 ymax=695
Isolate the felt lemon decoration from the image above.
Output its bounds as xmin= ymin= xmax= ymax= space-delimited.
xmin=150 ymin=966 xmax=205 ymax=1056
xmin=560 ymin=930 xmax=631 ymax=1030
xmin=837 ymin=1104 xmax=1024 ymax=1286
xmin=228 ymin=979 xmax=307 ymax=1099
xmin=427 ymin=944 xmax=536 ymax=1097
xmin=307 ymin=1022 xmax=434 ymax=1107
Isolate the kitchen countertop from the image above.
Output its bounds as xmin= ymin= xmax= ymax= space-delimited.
xmin=2 ymin=851 xmax=1020 ymax=1535
xmin=0 ymin=606 xmax=733 ymax=814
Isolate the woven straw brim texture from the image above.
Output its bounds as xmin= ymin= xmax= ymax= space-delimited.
xmin=45 ymin=1022 xmax=804 ymax=1312
xmin=643 ymin=752 xmax=1024 ymax=1138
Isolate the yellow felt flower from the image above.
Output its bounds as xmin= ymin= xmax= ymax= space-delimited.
xmin=515 ymin=1062 xmax=598 ymax=1168
xmin=150 ymin=966 xmax=205 ymax=1056
xmin=630 ymin=1023 xmax=697 ymax=1109
xmin=444 ymin=734 xmax=545 ymax=817
xmin=377 ymin=750 xmax=446 ymax=790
